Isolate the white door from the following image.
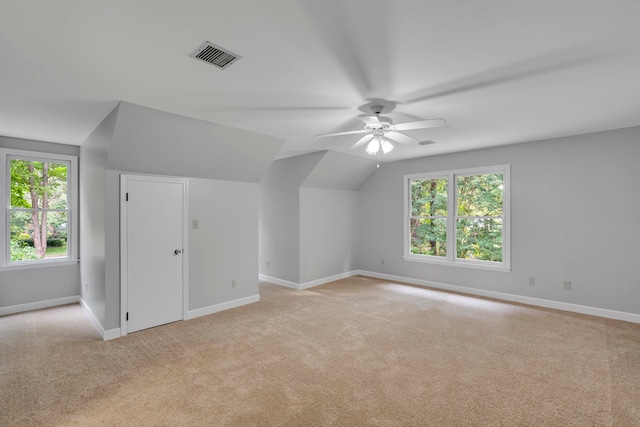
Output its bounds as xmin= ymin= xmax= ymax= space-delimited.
xmin=122 ymin=176 xmax=186 ymax=334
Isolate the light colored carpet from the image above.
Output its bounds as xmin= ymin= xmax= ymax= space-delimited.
xmin=1 ymin=276 xmax=639 ymax=426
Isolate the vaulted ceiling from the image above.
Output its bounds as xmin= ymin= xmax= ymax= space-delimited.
xmin=2 ymin=0 xmax=640 ymax=162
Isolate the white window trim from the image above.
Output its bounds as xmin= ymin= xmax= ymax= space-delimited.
xmin=403 ymin=164 xmax=511 ymax=272
xmin=0 ymin=148 xmax=78 ymax=271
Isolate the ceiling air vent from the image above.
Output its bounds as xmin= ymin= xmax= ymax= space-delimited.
xmin=189 ymin=41 xmax=241 ymax=70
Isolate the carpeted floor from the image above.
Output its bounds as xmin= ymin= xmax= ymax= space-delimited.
xmin=1 ymin=276 xmax=640 ymax=426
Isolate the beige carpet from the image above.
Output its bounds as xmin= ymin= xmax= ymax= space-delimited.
xmin=1 ymin=276 xmax=639 ymax=426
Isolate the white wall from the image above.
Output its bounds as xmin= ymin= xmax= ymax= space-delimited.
xmin=357 ymin=126 xmax=640 ymax=315
xmin=0 ymin=136 xmax=80 ymax=310
xmin=299 ymin=187 xmax=358 ymax=283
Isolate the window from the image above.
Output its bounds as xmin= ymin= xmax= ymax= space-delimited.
xmin=404 ymin=165 xmax=510 ymax=271
xmin=0 ymin=149 xmax=78 ymax=270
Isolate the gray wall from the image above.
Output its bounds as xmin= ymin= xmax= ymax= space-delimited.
xmin=0 ymin=136 xmax=80 ymax=309
xmin=104 ymin=170 xmax=121 ymax=330
xmin=99 ymin=172 xmax=263 ymax=330
xmin=10 ymin=102 xmax=639 ymax=327
xmin=259 ymin=152 xmax=324 ymax=283
xmin=90 ymin=102 xmax=283 ymax=331
xmin=299 ymin=187 xmax=358 ymax=283
xmin=189 ymin=178 xmax=260 ymax=309
xmin=79 ymin=107 xmax=118 ymax=327
xmin=357 ymin=126 xmax=640 ymax=315
xmin=260 ymin=151 xmax=377 ymax=285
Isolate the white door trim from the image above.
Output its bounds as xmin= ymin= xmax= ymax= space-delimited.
xmin=120 ymin=174 xmax=189 ymax=337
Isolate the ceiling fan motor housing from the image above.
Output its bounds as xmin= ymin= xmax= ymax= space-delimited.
xmin=371 ymin=105 xmax=385 ymax=115
xmin=369 ymin=105 xmax=393 ymax=129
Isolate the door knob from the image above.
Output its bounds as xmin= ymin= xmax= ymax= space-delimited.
xmin=174 ymin=249 xmax=182 ymax=255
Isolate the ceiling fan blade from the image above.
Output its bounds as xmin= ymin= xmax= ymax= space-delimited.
xmin=209 ymin=106 xmax=350 ymax=112
xmin=359 ymin=115 xmax=381 ymax=127
xmin=315 ymin=129 xmax=370 ymax=138
xmin=385 ymin=131 xmax=421 ymax=146
xmin=397 ymin=47 xmax=604 ymax=105
xmin=349 ymin=134 xmax=374 ymax=150
xmin=299 ymin=2 xmax=392 ymax=99
xmin=393 ymin=118 xmax=447 ymax=131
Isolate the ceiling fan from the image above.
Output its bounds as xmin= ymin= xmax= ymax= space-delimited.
xmin=315 ymin=104 xmax=446 ymax=156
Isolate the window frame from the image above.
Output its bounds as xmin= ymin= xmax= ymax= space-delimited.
xmin=403 ymin=164 xmax=510 ymax=272
xmin=0 ymin=148 xmax=78 ymax=271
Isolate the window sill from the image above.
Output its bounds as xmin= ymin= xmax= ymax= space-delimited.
xmin=403 ymin=255 xmax=511 ymax=272
xmin=0 ymin=259 xmax=78 ymax=272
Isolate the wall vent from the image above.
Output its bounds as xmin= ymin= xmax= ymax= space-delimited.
xmin=189 ymin=41 xmax=241 ymax=70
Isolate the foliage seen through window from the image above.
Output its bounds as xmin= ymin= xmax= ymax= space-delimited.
xmin=407 ymin=166 xmax=509 ymax=269
xmin=9 ymin=159 xmax=69 ymax=262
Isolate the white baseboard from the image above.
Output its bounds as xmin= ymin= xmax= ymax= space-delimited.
xmin=79 ymin=298 xmax=121 ymax=340
xmin=187 ymin=294 xmax=260 ymax=320
xmin=0 ymin=295 xmax=79 ymax=317
xmin=259 ymin=271 xmax=359 ymax=291
xmin=299 ymin=271 xmax=360 ymax=289
xmin=355 ymin=270 xmax=640 ymax=324
xmin=259 ymin=274 xmax=300 ymax=290
xmin=103 ymin=328 xmax=121 ymax=340
xmin=82 ymin=293 xmax=260 ymax=339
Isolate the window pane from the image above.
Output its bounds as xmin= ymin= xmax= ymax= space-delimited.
xmin=410 ymin=218 xmax=447 ymax=257
xmin=456 ymin=218 xmax=502 ymax=262
xmin=10 ymin=211 xmax=68 ymax=261
xmin=411 ymin=178 xmax=447 ymax=217
xmin=10 ymin=159 xmax=68 ymax=209
xmin=457 ymin=173 xmax=503 ymax=216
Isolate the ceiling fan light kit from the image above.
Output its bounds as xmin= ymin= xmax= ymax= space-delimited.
xmin=315 ymin=102 xmax=446 ymax=157
xmin=381 ymin=139 xmax=393 ymax=154
xmin=365 ymin=138 xmax=381 ymax=155
xmin=365 ymin=137 xmax=394 ymax=156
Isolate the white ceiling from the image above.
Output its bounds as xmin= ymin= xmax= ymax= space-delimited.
xmin=2 ymin=0 xmax=640 ymax=162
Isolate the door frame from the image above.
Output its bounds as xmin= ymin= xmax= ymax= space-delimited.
xmin=120 ymin=174 xmax=189 ymax=337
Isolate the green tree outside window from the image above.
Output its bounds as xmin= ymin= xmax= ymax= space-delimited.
xmin=408 ymin=168 xmax=507 ymax=266
xmin=9 ymin=159 xmax=68 ymax=261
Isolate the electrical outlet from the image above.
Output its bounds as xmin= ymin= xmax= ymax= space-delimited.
xmin=85 ymin=282 xmax=88 ymax=292
xmin=563 ymin=280 xmax=571 ymax=290
xmin=381 ymin=259 xmax=384 ymax=265
xmin=528 ymin=276 xmax=535 ymax=285
xmin=266 ymin=261 xmax=269 ymax=267
xmin=232 ymin=279 xmax=237 ymax=288
xmin=192 ymin=219 xmax=199 ymax=229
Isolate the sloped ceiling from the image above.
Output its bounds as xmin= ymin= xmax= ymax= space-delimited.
xmin=1 ymin=1 xmax=640 ymax=162
xmin=107 ymin=102 xmax=284 ymax=183
xmin=302 ymin=151 xmax=379 ymax=191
